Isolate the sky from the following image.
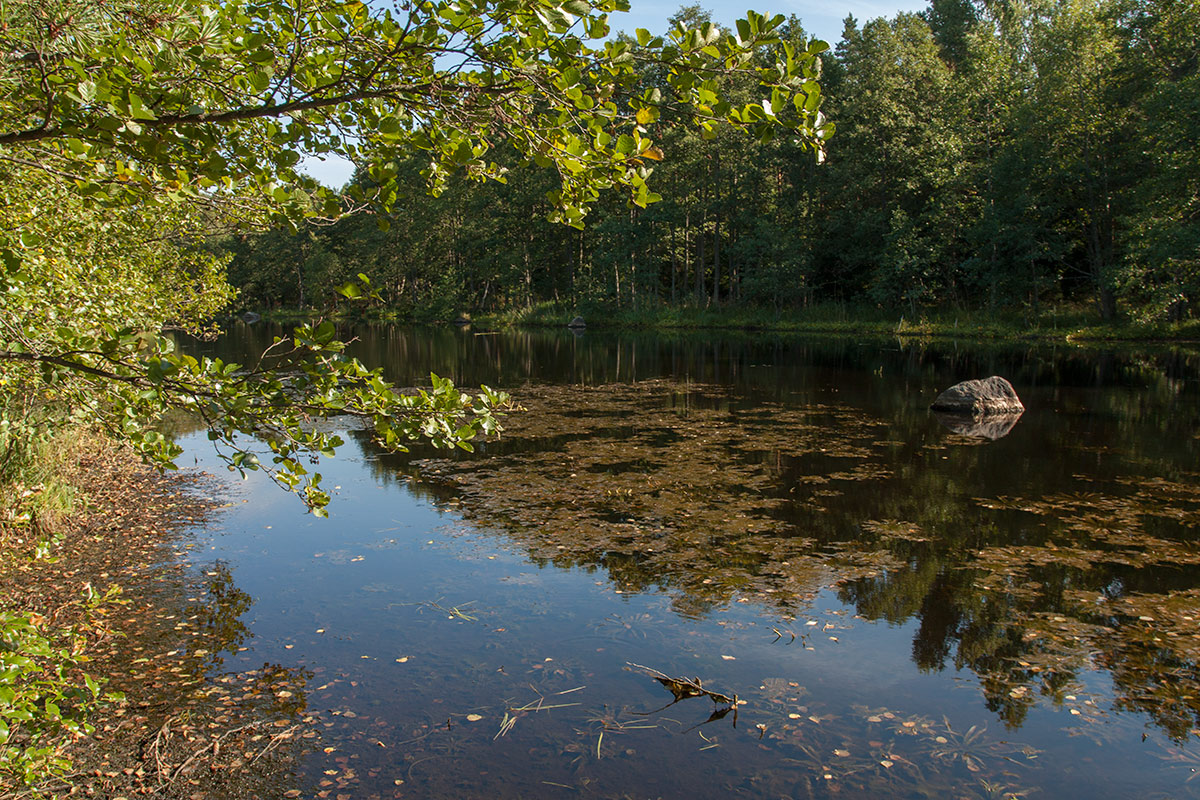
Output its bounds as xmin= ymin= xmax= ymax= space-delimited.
xmin=611 ymin=0 xmax=928 ymax=44
xmin=299 ymin=0 xmax=928 ymax=187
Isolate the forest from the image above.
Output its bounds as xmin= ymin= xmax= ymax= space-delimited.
xmin=225 ymin=0 xmax=1200 ymax=325
xmin=2 ymin=0 xmax=1198 ymax=794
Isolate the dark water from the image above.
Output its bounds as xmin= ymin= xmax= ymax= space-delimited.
xmin=175 ymin=324 xmax=1200 ymax=799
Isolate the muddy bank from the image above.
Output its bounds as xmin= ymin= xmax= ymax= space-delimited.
xmin=0 ymin=440 xmax=317 ymax=799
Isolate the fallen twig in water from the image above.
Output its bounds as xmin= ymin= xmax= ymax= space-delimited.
xmin=153 ymin=718 xmax=286 ymax=790
xmin=626 ymin=662 xmax=737 ymax=705
xmin=771 ymin=626 xmax=797 ymax=643
xmin=390 ymin=597 xmax=480 ymax=621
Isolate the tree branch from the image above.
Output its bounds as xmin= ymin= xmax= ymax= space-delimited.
xmin=0 ymin=351 xmax=142 ymax=383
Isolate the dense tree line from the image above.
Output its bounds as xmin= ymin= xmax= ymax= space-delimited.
xmin=226 ymin=0 xmax=1198 ymax=323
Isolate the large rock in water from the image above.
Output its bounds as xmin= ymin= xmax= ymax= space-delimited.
xmin=930 ymin=376 xmax=1024 ymax=415
xmin=932 ymin=410 xmax=1022 ymax=440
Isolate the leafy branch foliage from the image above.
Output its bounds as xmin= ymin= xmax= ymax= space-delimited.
xmin=0 ymin=0 xmax=824 ymax=513
xmin=0 ymin=0 xmax=826 ymax=223
xmin=0 ymin=587 xmax=125 ymax=792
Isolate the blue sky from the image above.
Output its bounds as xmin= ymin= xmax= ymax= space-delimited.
xmin=299 ymin=0 xmax=928 ymax=187
xmin=610 ymin=0 xmax=928 ymax=44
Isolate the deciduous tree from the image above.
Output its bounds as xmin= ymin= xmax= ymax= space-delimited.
xmin=0 ymin=0 xmax=827 ymax=512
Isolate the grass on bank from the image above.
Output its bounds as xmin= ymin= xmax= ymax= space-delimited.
xmin=0 ymin=425 xmax=78 ymax=547
xmin=239 ymin=301 xmax=1200 ymax=343
xmin=479 ymin=301 xmax=1200 ymax=342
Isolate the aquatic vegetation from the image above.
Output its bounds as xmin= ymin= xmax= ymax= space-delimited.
xmin=163 ymin=329 xmax=1200 ymax=798
xmin=398 ymin=377 xmax=1200 ymax=746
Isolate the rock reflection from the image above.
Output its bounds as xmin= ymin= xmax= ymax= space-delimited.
xmin=932 ymin=410 xmax=1023 ymax=440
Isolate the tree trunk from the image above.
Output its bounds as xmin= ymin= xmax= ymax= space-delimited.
xmin=670 ymin=225 xmax=678 ymax=304
xmin=614 ymin=260 xmax=621 ymax=307
xmin=712 ymin=215 xmax=721 ymax=308
xmin=630 ymin=207 xmax=638 ymax=310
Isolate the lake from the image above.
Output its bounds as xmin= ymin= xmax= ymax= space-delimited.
xmin=174 ymin=324 xmax=1200 ymax=798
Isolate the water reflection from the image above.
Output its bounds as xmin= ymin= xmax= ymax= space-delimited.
xmin=373 ymin=369 xmax=1200 ymax=742
xmin=86 ymin=548 xmax=312 ymax=798
xmin=932 ymin=410 xmax=1023 ymax=439
xmin=178 ymin=325 xmax=1200 ymax=797
xmin=188 ymin=322 xmax=1200 ymax=405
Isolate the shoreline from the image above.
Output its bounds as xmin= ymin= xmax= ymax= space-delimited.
xmin=0 ymin=439 xmax=312 ymax=799
xmin=233 ymin=307 xmax=1200 ymax=346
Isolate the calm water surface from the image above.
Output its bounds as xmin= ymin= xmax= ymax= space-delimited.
xmin=176 ymin=325 xmax=1200 ymax=799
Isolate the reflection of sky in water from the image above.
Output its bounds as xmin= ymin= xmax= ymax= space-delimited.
xmin=169 ymin=331 xmax=1200 ymax=798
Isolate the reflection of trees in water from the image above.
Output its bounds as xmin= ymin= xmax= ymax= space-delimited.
xmin=186 ymin=561 xmax=254 ymax=672
xmin=355 ymin=374 xmax=1200 ymax=740
xmin=183 ymin=325 xmax=1200 ymax=739
xmin=82 ymin=540 xmax=314 ymax=798
xmin=181 ymin=323 xmax=1200 ymax=404
xmin=837 ymin=485 xmax=1200 ymax=740
xmin=109 ymin=558 xmax=312 ymax=717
